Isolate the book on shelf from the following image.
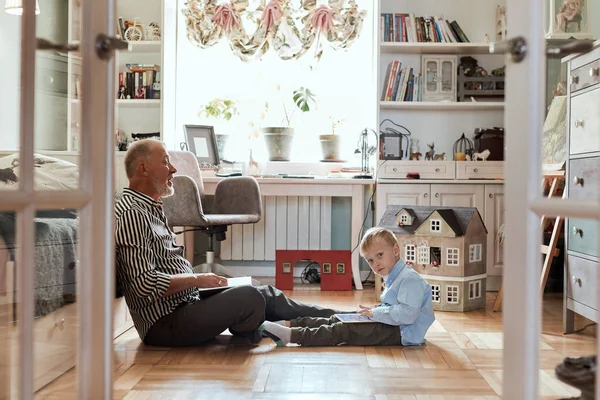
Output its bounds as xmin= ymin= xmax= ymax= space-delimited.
xmin=381 ymin=13 xmax=469 ymax=43
xmin=381 ymin=61 xmax=422 ymax=102
xmin=118 ymin=66 xmax=161 ymax=100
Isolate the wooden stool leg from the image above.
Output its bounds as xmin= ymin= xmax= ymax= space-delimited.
xmin=493 ymin=281 xmax=504 ymax=311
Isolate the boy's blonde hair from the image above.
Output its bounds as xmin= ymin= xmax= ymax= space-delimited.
xmin=360 ymin=227 xmax=399 ymax=255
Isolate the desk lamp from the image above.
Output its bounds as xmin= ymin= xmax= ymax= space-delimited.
xmin=353 ymin=128 xmax=378 ymax=179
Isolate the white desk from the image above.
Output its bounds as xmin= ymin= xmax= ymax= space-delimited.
xmin=202 ymin=177 xmax=375 ymax=290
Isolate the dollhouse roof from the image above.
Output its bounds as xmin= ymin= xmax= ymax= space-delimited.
xmin=395 ymin=208 xmax=417 ymax=220
xmin=379 ymin=205 xmax=487 ymax=236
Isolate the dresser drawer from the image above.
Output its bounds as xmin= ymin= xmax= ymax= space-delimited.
xmin=570 ymin=89 xmax=600 ymax=155
xmin=570 ymin=59 xmax=600 ymax=93
xmin=456 ymin=161 xmax=503 ymax=180
xmin=569 ymin=157 xmax=600 ymax=199
xmin=566 ymin=255 xmax=598 ymax=310
xmin=378 ymin=161 xmax=455 ymax=180
xmin=568 ymin=218 xmax=599 ymax=257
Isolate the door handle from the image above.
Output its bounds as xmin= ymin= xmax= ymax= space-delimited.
xmin=36 ymin=38 xmax=79 ymax=52
xmin=546 ymin=40 xmax=594 ymax=58
xmin=489 ymin=37 xmax=594 ymax=63
xmin=95 ymin=34 xmax=131 ymax=60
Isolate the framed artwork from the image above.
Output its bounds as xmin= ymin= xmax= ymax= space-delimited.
xmin=183 ymin=124 xmax=220 ymax=167
xmin=322 ymin=263 xmax=331 ymax=274
xmin=282 ymin=262 xmax=292 ymax=274
xmin=336 ymin=263 xmax=345 ymax=274
xmin=542 ymin=95 xmax=567 ymax=171
xmin=546 ymin=0 xmax=591 ymax=39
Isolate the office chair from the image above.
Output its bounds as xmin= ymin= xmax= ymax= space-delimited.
xmin=162 ymin=151 xmax=262 ymax=276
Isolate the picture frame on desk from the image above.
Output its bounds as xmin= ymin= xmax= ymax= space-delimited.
xmin=182 ymin=124 xmax=220 ymax=168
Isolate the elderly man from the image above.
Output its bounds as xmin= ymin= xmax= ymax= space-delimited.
xmin=115 ymin=139 xmax=342 ymax=346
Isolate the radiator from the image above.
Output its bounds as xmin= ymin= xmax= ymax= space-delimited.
xmin=220 ymin=196 xmax=332 ymax=261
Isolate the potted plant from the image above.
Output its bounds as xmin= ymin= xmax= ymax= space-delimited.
xmin=319 ymin=117 xmax=344 ymax=161
xmin=262 ymin=86 xmax=316 ymax=161
xmin=198 ymin=98 xmax=239 ymax=160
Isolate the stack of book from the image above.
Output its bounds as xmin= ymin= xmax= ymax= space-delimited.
xmin=381 ymin=61 xmax=422 ymax=102
xmin=381 ymin=13 xmax=469 ymax=43
xmin=118 ymin=64 xmax=161 ymax=100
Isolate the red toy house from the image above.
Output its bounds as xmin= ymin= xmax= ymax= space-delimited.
xmin=275 ymin=250 xmax=353 ymax=291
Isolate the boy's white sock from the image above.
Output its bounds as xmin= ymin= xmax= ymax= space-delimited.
xmin=259 ymin=321 xmax=292 ymax=346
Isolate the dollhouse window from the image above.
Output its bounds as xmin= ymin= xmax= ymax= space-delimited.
xmin=469 ymin=244 xmax=482 ymax=262
xmin=446 ymin=248 xmax=459 ymax=266
xmin=418 ymin=246 xmax=430 ymax=264
xmin=431 ymin=285 xmax=441 ymax=303
xmin=430 ymin=220 xmax=441 ymax=232
xmin=405 ymin=244 xmax=416 ymax=262
xmin=446 ymin=285 xmax=459 ymax=304
xmin=469 ymin=280 xmax=482 ymax=299
xmin=429 ymin=247 xmax=441 ymax=266
xmin=400 ymin=214 xmax=408 ymax=224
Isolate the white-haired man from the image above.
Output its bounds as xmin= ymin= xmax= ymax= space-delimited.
xmin=114 ymin=139 xmax=343 ymax=346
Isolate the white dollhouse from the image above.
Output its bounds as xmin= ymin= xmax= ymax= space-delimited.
xmin=380 ymin=205 xmax=488 ymax=312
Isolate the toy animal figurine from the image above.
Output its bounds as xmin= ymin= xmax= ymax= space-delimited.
xmin=424 ymin=143 xmax=435 ymax=161
xmin=472 ymin=149 xmax=491 ymax=161
xmin=433 ymin=152 xmax=446 ymax=161
xmin=465 ymin=154 xmax=471 ymax=161
xmin=410 ymin=152 xmax=422 ymax=160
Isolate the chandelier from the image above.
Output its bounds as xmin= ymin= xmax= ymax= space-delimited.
xmin=182 ymin=0 xmax=367 ymax=62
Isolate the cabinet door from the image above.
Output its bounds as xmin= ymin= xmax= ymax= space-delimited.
xmin=484 ymin=185 xmax=504 ymax=279
xmin=430 ymin=184 xmax=484 ymax=215
xmin=376 ymin=184 xmax=430 ymax=223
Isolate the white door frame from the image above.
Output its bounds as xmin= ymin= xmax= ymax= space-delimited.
xmin=4 ymin=0 xmax=116 ymax=398
xmin=502 ymin=1 xmax=599 ymax=399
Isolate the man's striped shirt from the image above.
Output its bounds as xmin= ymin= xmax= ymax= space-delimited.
xmin=114 ymin=188 xmax=200 ymax=340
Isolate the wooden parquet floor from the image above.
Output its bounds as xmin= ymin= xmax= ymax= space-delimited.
xmin=36 ymin=285 xmax=596 ymax=400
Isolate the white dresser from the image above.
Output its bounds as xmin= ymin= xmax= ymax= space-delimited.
xmin=563 ymin=40 xmax=600 ymax=333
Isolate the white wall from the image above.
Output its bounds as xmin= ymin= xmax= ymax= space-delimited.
xmin=174 ymin=0 xmax=377 ymax=164
xmin=0 ymin=12 xmax=22 ymax=150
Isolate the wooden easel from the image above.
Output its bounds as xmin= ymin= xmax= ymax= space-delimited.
xmin=493 ymin=170 xmax=565 ymax=312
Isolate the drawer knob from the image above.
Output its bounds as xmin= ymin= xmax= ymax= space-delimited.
xmin=473 ymin=168 xmax=479 ymax=173
xmin=393 ymin=167 xmax=397 ymax=172
xmin=435 ymin=193 xmax=440 ymax=198
xmin=489 ymin=193 xmax=493 ymax=198
xmin=423 ymin=193 xmax=428 ymax=198
xmin=590 ymin=67 xmax=600 ymax=77
xmin=55 ymin=318 xmax=65 ymax=330
xmin=573 ymin=226 xmax=583 ymax=236
xmin=574 ymin=120 xmax=585 ymax=128
xmin=435 ymin=168 xmax=440 ymax=172
xmin=571 ymin=75 xmax=580 ymax=84
xmin=573 ymin=176 xmax=583 ymax=186
xmin=572 ymin=276 xmax=581 ymax=286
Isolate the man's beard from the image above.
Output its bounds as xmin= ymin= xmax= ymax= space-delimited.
xmin=151 ymin=176 xmax=174 ymax=198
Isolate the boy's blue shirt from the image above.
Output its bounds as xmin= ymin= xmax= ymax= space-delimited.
xmin=371 ymin=259 xmax=435 ymax=346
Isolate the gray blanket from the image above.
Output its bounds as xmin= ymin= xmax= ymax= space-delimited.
xmin=0 ymin=212 xmax=78 ymax=318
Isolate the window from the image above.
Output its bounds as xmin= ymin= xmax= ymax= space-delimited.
xmin=418 ymin=246 xmax=430 ymax=264
xmin=430 ymin=219 xmax=441 ymax=232
xmin=429 ymin=247 xmax=441 ymax=267
xmin=405 ymin=245 xmax=415 ymax=262
xmin=431 ymin=285 xmax=441 ymax=303
xmin=446 ymin=285 xmax=459 ymax=304
xmin=469 ymin=244 xmax=482 ymax=262
xmin=469 ymin=280 xmax=482 ymax=299
xmin=173 ymin=2 xmax=376 ymax=163
xmin=446 ymin=248 xmax=459 ymax=266
xmin=400 ymin=214 xmax=408 ymax=224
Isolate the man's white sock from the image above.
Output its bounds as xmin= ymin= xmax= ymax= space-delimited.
xmin=259 ymin=321 xmax=292 ymax=346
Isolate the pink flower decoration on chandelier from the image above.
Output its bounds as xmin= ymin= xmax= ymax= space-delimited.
xmin=309 ymin=5 xmax=335 ymax=33
xmin=261 ymin=0 xmax=284 ymax=32
xmin=211 ymin=3 xmax=239 ymax=34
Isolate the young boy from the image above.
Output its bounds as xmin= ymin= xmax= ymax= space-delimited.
xmin=260 ymin=227 xmax=435 ymax=347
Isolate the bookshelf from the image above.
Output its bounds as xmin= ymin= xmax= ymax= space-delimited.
xmin=66 ymin=0 xmax=164 ymax=151
xmin=375 ymin=0 xmax=507 ymax=292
